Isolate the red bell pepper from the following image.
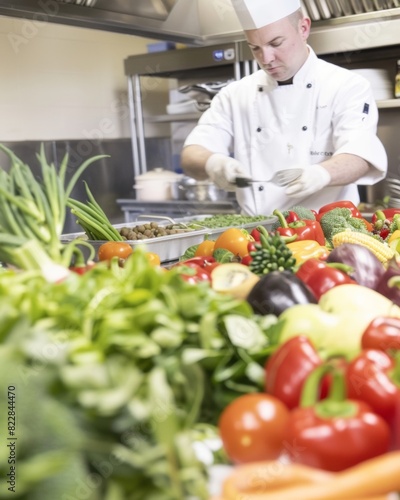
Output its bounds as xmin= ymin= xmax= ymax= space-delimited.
xmin=273 ymin=209 xmax=326 ymax=246
xmin=317 ymin=200 xmax=362 ymax=220
xmin=362 ymin=316 xmax=400 ymax=353
xmin=296 ymin=258 xmax=356 ymax=300
xmin=284 ymin=363 xmax=391 ymax=471
xmin=346 ymin=349 xmax=400 ymax=450
xmin=265 ymin=336 xmax=330 ymax=410
xmin=173 ymin=257 xmax=217 ymax=284
xmin=173 ymin=262 xmax=212 ymax=284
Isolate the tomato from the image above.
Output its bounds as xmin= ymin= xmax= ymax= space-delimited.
xmin=195 ymin=239 xmax=216 ymax=257
xmin=146 ymin=252 xmax=161 ymax=266
xmin=98 ymin=241 xmax=133 ymax=261
xmin=214 ymin=228 xmax=253 ymax=258
xmin=218 ymin=393 xmax=290 ymax=464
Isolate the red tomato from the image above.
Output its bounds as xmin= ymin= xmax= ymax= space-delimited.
xmin=214 ymin=228 xmax=253 ymax=258
xmin=218 ymin=393 xmax=290 ymax=464
xmin=98 ymin=241 xmax=133 ymax=261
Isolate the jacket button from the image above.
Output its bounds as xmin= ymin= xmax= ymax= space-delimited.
xmin=302 ymin=126 xmax=308 ymax=131
xmin=307 ymin=83 xmax=312 ymax=88
xmin=258 ymin=185 xmax=264 ymax=191
xmin=256 ymin=127 xmax=262 ymax=132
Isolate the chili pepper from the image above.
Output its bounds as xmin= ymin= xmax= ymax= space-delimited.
xmin=250 ymin=228 xmax=261 ymax=242
xmin=265 ymin=336 xmax=331 ymax=410
xmin=372 ymin=209 xmax=400 ymax=224
xmin=247 ymin=241 xmax=257 ymax=253
xmin=273 ymin=209 xmax=326 ymax=245
xmin=362 ymin=316 xmax=400 ymax=353
xmin=317 ymin=200 xmax=363 ymax=220
xmin=346 ymin=349 xmax=400 ymax=449
xmin=296 ymin=258 xmax=356 ymax=300
xmin=240 ymin=254 xmax=253 ymax=266
xmin=286 ymin=210 xmax=300 ymax=223
xmin=286 ymin=240 xmax=330 ymax=266
xmin=284 ymin=363 xmax=391 ymax=471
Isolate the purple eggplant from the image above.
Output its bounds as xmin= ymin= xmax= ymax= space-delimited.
xmin=326 ymin=243 xmax=385 ymax=289
xmin=246 ymin=270 xmax=317 ymax=316
xmin=375 ymin=257 xmax=400 ymax=307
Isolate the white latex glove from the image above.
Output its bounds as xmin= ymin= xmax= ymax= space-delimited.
xmin=205 ymin=153 xmax=249 ymax=192
xmin=285 ymin=164 xmax=331 ymax=198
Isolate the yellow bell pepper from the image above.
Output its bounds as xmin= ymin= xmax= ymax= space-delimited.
xmin=286 ymin=239 xmax=330 ymax=265
xmin=388 ymin=229 xmax=400 ymax=254
xmin=388 ymin=229 xmax=400 ymax=244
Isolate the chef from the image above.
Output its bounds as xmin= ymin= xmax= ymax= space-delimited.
xmin=180 ymin=0 xmax=387 ymax=216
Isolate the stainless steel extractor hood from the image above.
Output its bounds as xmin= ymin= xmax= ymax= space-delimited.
xmin=0 ymin=0 xmax=400 ymax=49
xmin=0 ymin=0 xmax=244 ymax=45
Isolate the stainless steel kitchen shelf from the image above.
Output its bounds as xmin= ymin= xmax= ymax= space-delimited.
xmin=145 ymin=113 xmax=203 ymax=123
xmin=116 ymin=199 xmax=240 ymax=223
xmin=377 ymin=99 xmax=400 ymax=108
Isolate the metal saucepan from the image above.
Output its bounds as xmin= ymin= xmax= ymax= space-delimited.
xmin=171 ymin=176 xmax=228 ymax=202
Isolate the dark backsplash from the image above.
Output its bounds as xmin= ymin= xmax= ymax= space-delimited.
xmin=0 ymin=137 xmax=172 ymax=233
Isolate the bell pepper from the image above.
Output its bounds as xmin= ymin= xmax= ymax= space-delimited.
xmin=273 ymin=209 xmax=326 ymax=245
xmin=296 ymin=258 xmax=356 ymax=300
xmin=284 ymin=363 xmax=391 ymax=471
xmin=317 ymin=200 xmax=362 ymax=221
xmin=389 ymin=229 xmax=400 ymax=244
xmin=173 ymin=256 xmax=217 ymax=284
xmin=346 ymin=349 xmax=400 ymax=449
xmin=371 ymin=208 xmax=400 ymax=224
xmin=362 ymin=316 xmax=400 ymax=352
xmin=286 ymin=240 xmax=330 ymax=266
xmin=173 ymin=262 xmax=212 ymax=284
xmin=265 ymin=336 xmax=330 ymax=410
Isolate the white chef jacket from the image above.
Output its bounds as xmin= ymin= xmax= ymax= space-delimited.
xmin=183 ymin=47 xmax=388 ymax=216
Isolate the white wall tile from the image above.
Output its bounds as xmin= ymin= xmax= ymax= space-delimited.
xmin=0 ymin=16 xmax=167 ymax=141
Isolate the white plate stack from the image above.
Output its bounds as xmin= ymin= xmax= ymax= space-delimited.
xmin=350 ymin=68 xmax=393 ymax=101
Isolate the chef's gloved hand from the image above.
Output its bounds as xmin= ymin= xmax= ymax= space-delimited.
xmin=285 ymin=164 xmax=331 ymax=198
xmin=205 ymin=153 xmax=249 ymax=192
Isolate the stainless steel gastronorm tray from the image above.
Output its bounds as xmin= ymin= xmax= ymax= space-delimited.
xmin=61 ymin=214 xmax=278 ymax=263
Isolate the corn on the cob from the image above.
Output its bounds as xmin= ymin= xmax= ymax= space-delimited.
xmin=332 ymin=230 xmax=395 ymax=263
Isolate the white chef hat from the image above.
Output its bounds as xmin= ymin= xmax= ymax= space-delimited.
xmin=231 ymin=0 xmax=301 ymax=30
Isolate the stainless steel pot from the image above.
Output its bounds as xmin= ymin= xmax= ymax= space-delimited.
xmin=171 ymin=176 xmax=227 ymax=202
xmin=134 ymin=168 xmax=183 ymax=201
